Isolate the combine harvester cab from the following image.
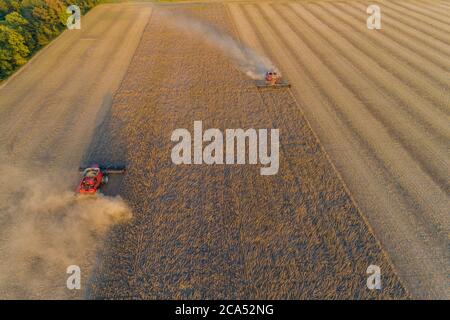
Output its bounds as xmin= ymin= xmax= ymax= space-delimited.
xmin=77 ymin=163 xmax=126 ymax=195
xmin=256 ymin=71 xmax=291 ymax=88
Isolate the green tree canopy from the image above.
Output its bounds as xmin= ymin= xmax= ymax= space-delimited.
xmin=0 ymin=0 xmax=103 ymax=80
xmin=0 ymin=24 xmax=29 ymax=78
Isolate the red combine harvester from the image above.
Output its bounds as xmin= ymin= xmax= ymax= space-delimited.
xmin=76 ymin=163 xmax=125 ymax=194
xmin=256 ymin=70 xmax=290 ymax=88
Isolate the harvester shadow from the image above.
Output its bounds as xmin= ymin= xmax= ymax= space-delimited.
xmin=80 ymin=92 xmax=127 ymax=197
xmin=81 ymin=92 xmax=134 ymax=299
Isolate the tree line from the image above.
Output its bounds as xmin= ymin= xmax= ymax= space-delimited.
xmin=0 ymin=0 xmax=104 ymax=80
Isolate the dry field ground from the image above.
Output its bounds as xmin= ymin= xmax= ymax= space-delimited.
xmin=0 ymin=0 xmax=448 ymax=299
xmin=226 ymin=0 xmax=449 ymax=298
xmin=0 ymin=3 xmax=152 ymax=299
xmin=86 ymin=2 xmax=411 ymax=299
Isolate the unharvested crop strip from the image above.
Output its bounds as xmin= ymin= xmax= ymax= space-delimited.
xmin=225 ymin=5 xmax=273 ymax=298
xmin=260 ymin=90 xmax=357 ymax=272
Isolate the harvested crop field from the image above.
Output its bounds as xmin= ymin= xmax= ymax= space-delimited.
xmin=86 ymin=2 xmax=411 ymax=299
xmin=0 ymin=3 xmax=151 ymax=299
xmin=226 ymin=0 xmax=449 ymax=299
xmin=0 ymin=0 xmax=447 ymax=300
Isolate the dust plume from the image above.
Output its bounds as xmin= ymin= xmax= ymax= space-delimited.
xmin=0 ymin=165 xmax=132 ymax=299
xmin=161 ymin=10 xmax=278 ymax=80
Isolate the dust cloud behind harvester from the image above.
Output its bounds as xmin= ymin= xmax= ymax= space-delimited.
xmin=160 ymin=10 xmax=278 ymax=80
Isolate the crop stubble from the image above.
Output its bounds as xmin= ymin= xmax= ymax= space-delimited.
xmin=228 ymin=0 xmax=449 ymax=298
xmin=87 ymin=2 xmax=409 ymax=299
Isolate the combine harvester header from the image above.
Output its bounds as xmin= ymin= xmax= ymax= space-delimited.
xmin=256 ymin=71 xmax=290 ymax=88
